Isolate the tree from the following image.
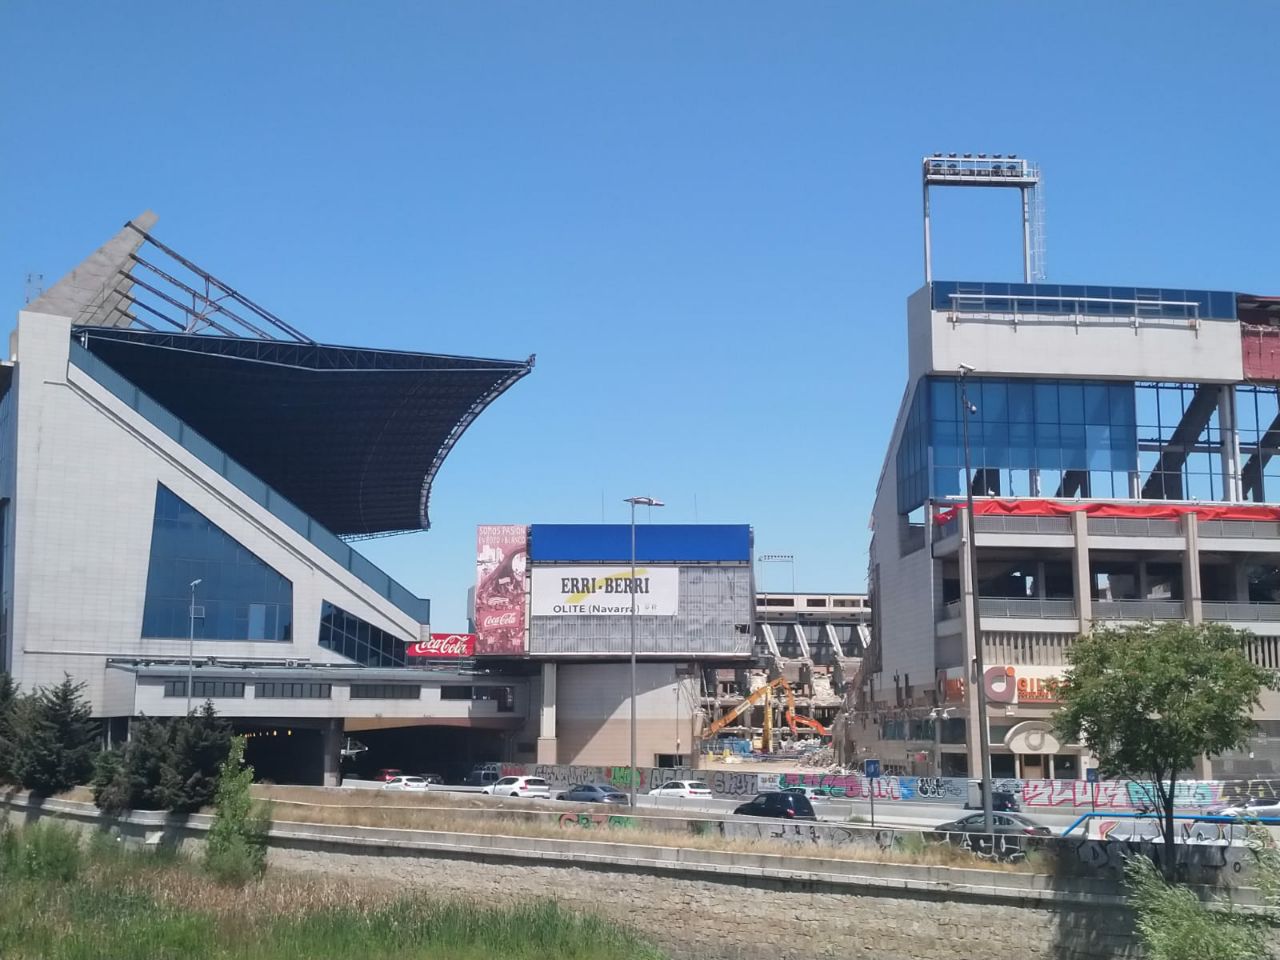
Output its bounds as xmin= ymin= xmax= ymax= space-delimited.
xmin=163 ymin=702 xmax=232 ymax=813
xmin=11 ymin=676 xmax=99 ymax=796
xmin=91 ymin=706 xmax=232 ymax=815
xmin=1054 ymin=622 xmax=1273 ymax=878
xmin=204 ymin=736 xmax=268 ymax=884
xmin=91 ymin=716 xmax=172 ymax=813
xmin=0 ymin=672 xmax=17 ymax=783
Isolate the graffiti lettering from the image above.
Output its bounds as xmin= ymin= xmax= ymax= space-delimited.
xmin=557 ymin=812 xmax=635 ymax=830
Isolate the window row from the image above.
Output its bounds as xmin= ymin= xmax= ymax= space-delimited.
xmin=162 ymin=680 xmax=330 ymax=699
xmin=350 ymin=684 xmax=420 ymax=700
xmin=318 ymin=601 xmax=410 ymax=667
xmin=255 ymin=682 xmax=332 ymax=699
xmin=163 ymin=680 xmax=246 ymax=699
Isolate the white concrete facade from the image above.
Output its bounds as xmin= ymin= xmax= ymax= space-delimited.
xmin=3 ymin=310 xmax=452 ymax=720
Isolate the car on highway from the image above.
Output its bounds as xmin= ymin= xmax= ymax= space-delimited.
xmin=648 ymin=780 xmax=713 ymax=799
xmin=382 ymin=775 xmax=430 ymax=792
xmin=414 ymin=773 xmax=444 ymax=786
xmin=557 ymin=783 xmax=629 ymax=804
xmin=374 ymin=768 xmax=404 ymax=783
xmin=782 ymin=785 xmax=832 ymax=800
xmin=1209 ymin=796 xmax=1280 ymax=819
xmin=733 ymin=792 xmax=817 ymax=821
xmin=931 ymin=812 xmax=1051 ymax=841
xmin=483 ymin=775 xmax=552 ymax=799
xmin=463 ymin=764 xmax=503 ymax=787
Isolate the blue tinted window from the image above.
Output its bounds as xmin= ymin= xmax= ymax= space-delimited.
xmin=318 ymin=601 xmax=412 ymax=667
xmin=1084 ymin=385 xmax=1110 ymax=425
xmin=142 ymin=485 xmax=292 ymax=641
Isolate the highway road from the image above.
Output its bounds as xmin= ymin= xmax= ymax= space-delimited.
xmin=405 ymin=783 xmax=1087 ymax=833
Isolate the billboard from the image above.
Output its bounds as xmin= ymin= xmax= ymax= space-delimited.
xmin=531 ymin=566 xmax=679 ymax=616
xmin=406 ymin=634 xmax=476 ymax=658
xmin=475 ymin=525 xmax=529 ymax=655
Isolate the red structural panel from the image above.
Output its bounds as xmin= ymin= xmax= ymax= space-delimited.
xmin=935 ymin=499 xmax=1280 ymax=524
xmin=1242 ymin=326 xmax=1280 ymax=382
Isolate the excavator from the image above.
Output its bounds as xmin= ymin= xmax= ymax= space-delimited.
xmin=703 ymin=676 xmax=829 ymax=750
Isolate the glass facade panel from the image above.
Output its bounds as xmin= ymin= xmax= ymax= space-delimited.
xmin=318 ymin=601 xmax=413 ymax=667
xmin=907 ymin=375 xmax=1138 ymax=511
xmin=1237 ymin=385 xmax=1280 ymax=503
xmin=142 ymin=485 xmax=292 ymax=641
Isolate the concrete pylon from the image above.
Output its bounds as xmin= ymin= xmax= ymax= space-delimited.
xmin=27 ymin=211 xmax=158 ymax=327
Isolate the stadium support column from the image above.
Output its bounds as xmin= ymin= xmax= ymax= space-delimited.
xmin=321 ymin=719 xmax=342 ymax=788
xmin=1071 ymin=512 xmax=1092 ymax=633
xmin=1183 ymin=514 xmax=1203 ymax=626
xmin=1220 ymin=385 xmax=1242 ymax=502
xmin=537 ymin=662 xmax=557 ymax=764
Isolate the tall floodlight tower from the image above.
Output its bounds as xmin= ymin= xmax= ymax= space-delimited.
xmin=922 ymin=154 xmax=1046 ymax=283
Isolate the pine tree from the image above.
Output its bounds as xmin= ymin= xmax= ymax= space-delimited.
xmin=12 ymin=676 xmax=98 ymax=796
xmin=0 ymin=672 xmax=17 ymax=784
xmin=163 ymin=702 xmax=232 ymax=813
xmin=91 ymin=716 xmax=172 ymax=813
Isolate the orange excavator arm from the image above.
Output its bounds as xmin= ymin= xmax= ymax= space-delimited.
xmin=706 ymin=676 xmax=787 ymax=739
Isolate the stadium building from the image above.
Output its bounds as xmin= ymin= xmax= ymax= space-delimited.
xmin=861 ymin=156 xmax=1280 ymax=780
xmin=1 ymin=213 xmax=535 ymax=784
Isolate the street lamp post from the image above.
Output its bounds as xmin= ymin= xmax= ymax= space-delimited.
xmin=624 ymin=496 xmax=664 ymax=809
xmin=958 ymin=364 xmax=995 ymax=834
xmin=186 ymin=578 xmax=203 ymax=714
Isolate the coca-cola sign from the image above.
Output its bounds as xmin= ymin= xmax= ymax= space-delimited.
xmin=474 ymin=524 xmax=529 ymax=656
xmin=406 ymin=633 xmax=476 ymax=658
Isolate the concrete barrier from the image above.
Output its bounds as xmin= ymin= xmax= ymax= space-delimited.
xmin=0 ymin=789 xmax=1131 ymax=907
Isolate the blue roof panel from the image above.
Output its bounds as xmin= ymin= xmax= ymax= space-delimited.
xmin=530 ymin=524 xmax=751 ymax=563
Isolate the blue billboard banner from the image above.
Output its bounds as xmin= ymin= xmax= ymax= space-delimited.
xmin=529 ymin=524 xmax=751 ymax=563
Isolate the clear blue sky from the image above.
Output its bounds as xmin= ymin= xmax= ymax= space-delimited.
xmin=2 ymin=3 xmax=1277 ymax=629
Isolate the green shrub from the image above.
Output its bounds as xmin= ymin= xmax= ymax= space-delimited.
xmin=0 ymin=671 xmax=17 ymax=784
xmin=1126 ymin=856 xmax=1262 ymax=960
xmin=5 ymin=821 xmax=85 ymax=882
xmin=203 ymin=736 xmax=268 ymax=885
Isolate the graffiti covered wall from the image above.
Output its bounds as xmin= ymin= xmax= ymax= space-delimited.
xmin=496 ymin=762 xmax=1277 ymax=811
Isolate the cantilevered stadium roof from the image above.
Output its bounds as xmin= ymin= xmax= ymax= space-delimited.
xmin=30 ymin=213 xmax=532 ymax=537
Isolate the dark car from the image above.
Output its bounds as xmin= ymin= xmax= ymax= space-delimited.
xmin=415 ymin=773 xmax=445 ymax=786
xmin=557 ymin=783 xmax=630 ymax=804
xmin=932 ymin=812 xmax=1051 ymax=840
xmin=965 ymin=786 xmax=1021 ymax=812
xmin=733 ymin=791 xmax=817 ymax=821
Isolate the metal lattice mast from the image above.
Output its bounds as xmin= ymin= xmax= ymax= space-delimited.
xmin=1029 ymin=165 xmax=1048 ymax=281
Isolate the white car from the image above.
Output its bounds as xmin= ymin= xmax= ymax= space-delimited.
xmin=483 ymin=775 xmax=552 ymax=799
xmin=648 ymin=780 xmax=713 ymax=799
xmin=382 ymin=776 xmax=429 ymax=792
xmin=1211 ymin=796 xmax=1280 ymax=819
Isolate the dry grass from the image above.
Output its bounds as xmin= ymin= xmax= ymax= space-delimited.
xmin=252 ymin=785 xmax=1041 ymax=873
xmin=37 ymin=783 xmax=1042 ymax=874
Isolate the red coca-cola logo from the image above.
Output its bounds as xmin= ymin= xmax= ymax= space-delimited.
xmin=406 ymin=633 xmax=476 ymax=658
xmin=481 ymin=612 xmax=518 ymax=628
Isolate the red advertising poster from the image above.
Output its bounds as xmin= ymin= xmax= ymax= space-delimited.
xmin=474 ymin=524 xmax=529 ymax=655
xmin=406 ymin=634 xmax=476 ymax=658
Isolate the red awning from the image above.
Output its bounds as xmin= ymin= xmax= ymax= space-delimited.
xmin=934 ymin=499 xmax=1280 ymax=524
